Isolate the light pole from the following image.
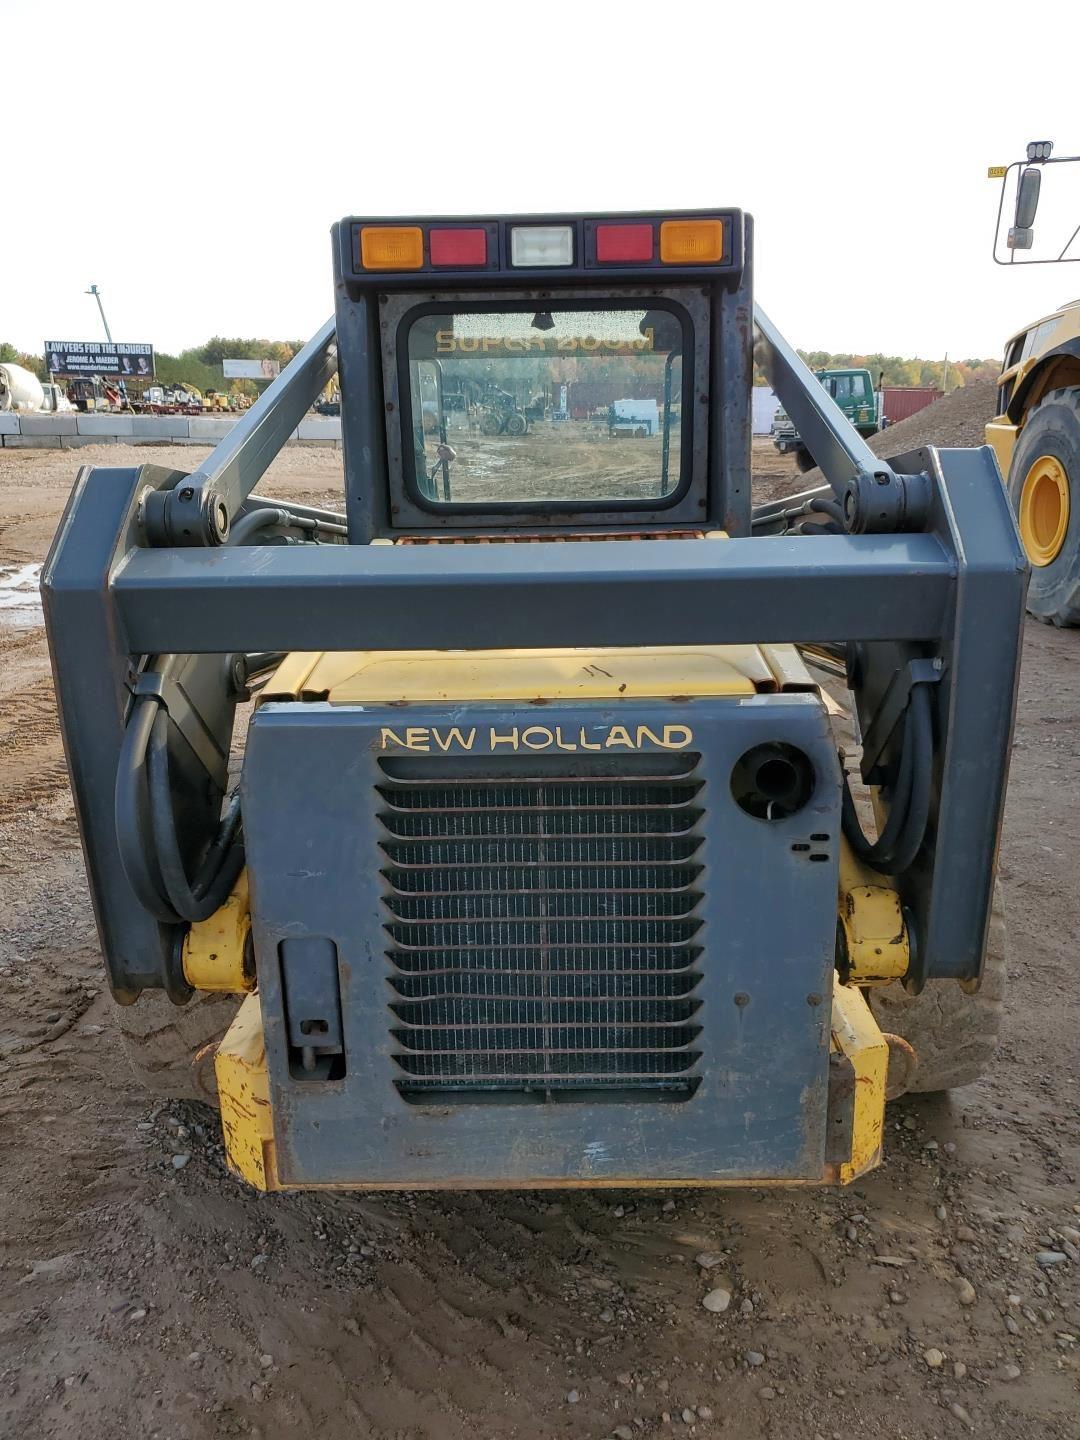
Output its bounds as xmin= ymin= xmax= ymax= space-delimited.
xmin=85 ymin=284 xmax=113 ymax=343
xmin=85 ymin=284 xmax=127 ymax=405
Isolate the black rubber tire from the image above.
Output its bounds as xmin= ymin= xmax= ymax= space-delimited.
xmin=868 ymin=884 xmax=1006 ymax=1094
xmin=115 ymin=989 xmax=241 ymax=1105
xmin=794 ymin=447 xmax=816 ymax=473
xmin=504 ymin=411 xmax=528 ymax=437
xmin=1007 ymin=386 xmax=1080 ymax=626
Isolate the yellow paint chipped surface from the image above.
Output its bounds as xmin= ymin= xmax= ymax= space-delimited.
xmin=830 ymin=983 xmax=889 ymax=1184
xmin=182 ymin=871 xmax=254 ymax=994
xmin=264 ymin=644 xmax=820 ymax=705
xmin=215 ymin=994 xmax=279 ymax=1191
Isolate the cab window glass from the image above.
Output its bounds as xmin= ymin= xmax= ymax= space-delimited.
xmin=404 ymin=305 xmax=686 ymax=506
xmin=1021 ymin=319 xmax=1060 ymax=361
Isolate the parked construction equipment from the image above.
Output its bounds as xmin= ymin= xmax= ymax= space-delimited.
xmin=43 ymin=209 xmax=1024 ymax=1192
xmin=0 ymin=362 xmax=44 ymax=413
xmin=772 ymin=366 xmax=881 ymax=469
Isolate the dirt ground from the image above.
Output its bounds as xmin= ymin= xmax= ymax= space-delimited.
xmin=1 ymin=434 xmax=1079 ymax=1440
xmin=430 ymin=418 xmax=681 ymax=503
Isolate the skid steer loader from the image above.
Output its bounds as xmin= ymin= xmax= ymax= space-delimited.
xmin=43 ymin=210 xmax=1025 ymax=1191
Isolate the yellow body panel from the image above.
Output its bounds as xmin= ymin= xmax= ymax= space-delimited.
xmin=837 ymin=838 xmax=909 ymax=984
xmin=986 ymin=416 xmax=1018 ymax=481
xmin=181 ymin=871 xmax=254 ymax=993
xmin=215 ymin=992 xmax=279 ymax=1190
xmin=987 ymin=299 xmax=1080 ymax=480
xmin=214 ymin=977 xmax=890 ymax=1192
xmin=265 ymin=644 xmax=818 ymax=705
xmin=828 ymin=983 xmax=889 ymax=1184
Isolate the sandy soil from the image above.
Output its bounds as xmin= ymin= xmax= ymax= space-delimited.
xmin=1 ymin=439 xmax=1078 ymax=1440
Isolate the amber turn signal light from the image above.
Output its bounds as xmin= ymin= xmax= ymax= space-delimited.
xmin=659 ymin=219 xmax=724 ymax=264
xmin=360 ymin=226 xmax=425 ymax=270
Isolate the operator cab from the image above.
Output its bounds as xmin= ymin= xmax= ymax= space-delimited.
xmin=332 ymin=212 xmax=751 ymax=538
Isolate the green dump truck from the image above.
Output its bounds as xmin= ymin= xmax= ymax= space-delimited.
xmin=772 ymin=367 xmax=881 ymax=471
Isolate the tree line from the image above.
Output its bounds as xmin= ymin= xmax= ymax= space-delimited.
xmin=3 ymin=338 xmax=999 ymax=395
xmin=754 ymin=351 xmax=998 ymax=391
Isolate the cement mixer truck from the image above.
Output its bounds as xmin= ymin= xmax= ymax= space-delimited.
xmin=0 ymin=363 xmax=45 ymax=413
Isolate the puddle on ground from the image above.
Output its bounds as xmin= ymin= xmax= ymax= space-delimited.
xmin=0 ymin=563 xmax=43 ymax=631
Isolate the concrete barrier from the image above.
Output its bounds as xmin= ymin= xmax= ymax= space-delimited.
xmin=132 ymin=416 xmax=189 ymax=439
xmin=0 ymin=413 xmax=344 ymax=450
xmin=188 ymin=417 xmax=234 ymax=441
xmin=297 ymin=419 xmax=343 ymax=441
xmin=21 ymin=413 xmax=78 ymax=435
xmin=2 ymin=434 xmax=63 ymax=448
xmin=78 ymin=414 xmax=135 ymax=436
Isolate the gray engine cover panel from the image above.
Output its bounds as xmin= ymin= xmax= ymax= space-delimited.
xmin=242 ymin=693 xmax=841 ymax=1186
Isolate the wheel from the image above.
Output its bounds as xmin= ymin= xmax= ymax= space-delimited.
xmin=794 ymin=447 xmax=816 ymax=473
xmin=1007 ymin=386 xmax=1080 ymax=625
xmin=504 ymin=411 xmax=527 ymax=437
xmin=115 ymin=989 xmax=241 ymax=1105
xmin=868 ymin=883 xmax=1006 ymax=1095
xmin=479 ymin=410 xmax=503 ymax=436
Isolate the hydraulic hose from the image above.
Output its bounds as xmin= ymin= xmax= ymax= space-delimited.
xmin=146 ymin=711 xmax=245 ymax=923
xmin=228 ymin=507 xmax=348 ymax=546
xmin=876 ymin=685 xmax=933 ymax=875
xmin=808 ymin=497 xmax=847 ymax=528
xmin=228 ymin=507 xmax=293 ymax=545
xmin=114 ymin=688 xmax=245 ymax=925
xmin=114 ymin=694 xmax=176 ymax=922
xmin=841 ymin=684 xmax=933 ymax=875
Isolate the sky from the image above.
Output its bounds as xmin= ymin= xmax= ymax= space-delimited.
xmin=3 ymin=1 xmax=1079 ymax=362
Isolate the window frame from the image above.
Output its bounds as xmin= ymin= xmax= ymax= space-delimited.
xmin=378 ymin=286 xmax=712 ymax=531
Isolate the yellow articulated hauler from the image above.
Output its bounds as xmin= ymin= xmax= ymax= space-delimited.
xmin=989 ymin=139 xmax=1080 ymax=625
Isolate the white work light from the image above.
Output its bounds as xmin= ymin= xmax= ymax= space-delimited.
xmin=510 ymin=225 xmax=574 ymax=267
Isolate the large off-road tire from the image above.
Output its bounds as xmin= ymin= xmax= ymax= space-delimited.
xmin=1007 ymin=386 xmax=1080 ymax=626
xmin=115 ymin=989 xmax=241 ymax=1105
xmin=794 ymin=446 xmax=816 ymax=473
xmin=868 ymin=885 xmax=1006 ymax=1094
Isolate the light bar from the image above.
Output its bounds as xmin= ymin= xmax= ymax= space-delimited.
xmin=660 ymin=219 xmax=724 ymax=265
xmin=345 ymin=212 xmax=738 ymax=280
xmin=429 ymin=227 xmax=488 ymax=267
xmin=510 ymin=225 xmax=574 ymax=267
xmin=595 ymin=222 xmax=654 ymax=263
xmin=360 ymin=226 xmax=424 ymax=270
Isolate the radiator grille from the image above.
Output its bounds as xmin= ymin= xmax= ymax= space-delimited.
xmin=378 ymin=753 xmax=705 ymax=1102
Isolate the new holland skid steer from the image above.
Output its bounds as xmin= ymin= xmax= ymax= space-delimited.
xmin=43 ymin=210 xmax=1025 ymax=1191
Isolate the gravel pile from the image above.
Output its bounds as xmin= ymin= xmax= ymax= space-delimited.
xmin=755 ymin=378 xmax=1002 ymax=504
xmin=867 ymin=377 xmax=999 ymax=455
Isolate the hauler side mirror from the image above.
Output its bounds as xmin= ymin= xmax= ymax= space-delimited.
xmin=1009 ymin=166 xmax=1042 ymax=249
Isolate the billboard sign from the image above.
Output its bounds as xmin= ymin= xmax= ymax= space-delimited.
xmin=45 ymin=340 xmax=154 ymax=379
xmin=222 ymin=358 xmax=281 ymax=380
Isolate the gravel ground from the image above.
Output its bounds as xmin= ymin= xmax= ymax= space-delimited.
xmin=1 ymin=435 xmax=1078 ymax=1440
